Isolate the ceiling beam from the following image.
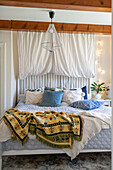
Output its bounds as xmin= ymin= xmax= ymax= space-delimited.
xmin=0 ymin=0 xmax=111 ymax=12
xmin=0 ymin=20 xmax=111 ymax=34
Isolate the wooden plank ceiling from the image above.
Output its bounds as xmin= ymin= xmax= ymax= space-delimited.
xmin=0 ymin=20 xmax=111 ymax=34
xmin=0 ymin=0 xmax=111 ymax=12
xmin=0 ymin=0 xmax=111 ymax=34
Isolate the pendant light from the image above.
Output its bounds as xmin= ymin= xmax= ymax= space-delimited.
xmin=41 ymin=11 xmax=62 ymax=52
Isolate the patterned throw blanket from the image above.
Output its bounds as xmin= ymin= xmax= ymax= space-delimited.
xmin=3 ymin=109 xmax=84 ymax=148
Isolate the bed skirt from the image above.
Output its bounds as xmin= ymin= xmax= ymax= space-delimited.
xmin=1 ymin=128 xmax=111 ymax=153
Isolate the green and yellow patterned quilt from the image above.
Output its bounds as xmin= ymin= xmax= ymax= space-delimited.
xmin=3 ymin=109 xmax=84 ymax=148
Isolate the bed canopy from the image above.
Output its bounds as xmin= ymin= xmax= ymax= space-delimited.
xmin=18 ymin=31 xmax=95 ymax=80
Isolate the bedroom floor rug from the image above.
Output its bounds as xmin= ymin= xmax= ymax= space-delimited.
xmin=2 ymin=152 xmax=111 ymax=170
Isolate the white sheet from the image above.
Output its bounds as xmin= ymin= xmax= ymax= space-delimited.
xmin=0 ymin=103 xmax=111 ymax=160
xmin=15 ymin=102 xmax=111 ymax=127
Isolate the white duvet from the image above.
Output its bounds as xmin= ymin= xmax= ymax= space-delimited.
xmin=0 ymin=102 xmax=112 ymax=160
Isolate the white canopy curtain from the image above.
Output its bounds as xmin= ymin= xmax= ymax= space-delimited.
xmin=18 ymin=32 xmax=53 ymax=79
xmin=18 ymin=31 xmax=95 ymax=79
xmin=53 ymin=33 xmax=95 ymax=78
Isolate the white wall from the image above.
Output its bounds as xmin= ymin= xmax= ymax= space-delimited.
xmin=0 ymin=31 xmax=17 ymax=116
xmin=90 ymin=35 xmax=111 ymax=99
xmin=94 ymin=35 xmax=111 ymax=84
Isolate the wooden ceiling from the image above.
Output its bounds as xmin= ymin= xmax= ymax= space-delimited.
xmin=0 ymin=0 xmax=111 ymax=34
xmin=0 ymin=20 xmax=111 ymax=34
xmin=0 ymin=0 xmax=111 ymax=12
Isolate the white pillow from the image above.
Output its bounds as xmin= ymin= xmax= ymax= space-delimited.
xmin=60 ymin=102 xmax=69 ymax=106
xmin=25 ymin=91 xmax=43 ymax=105
xmin=62 ymin=89 xmax=84 ymax=105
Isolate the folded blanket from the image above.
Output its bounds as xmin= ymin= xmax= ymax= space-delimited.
xmin=3 ymin=109 xmax=84 ymax=148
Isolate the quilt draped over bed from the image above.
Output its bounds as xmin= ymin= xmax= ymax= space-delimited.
xmin=3 ymin=109 xmax=84 ymax=148
xmin=18 ymin=32 xmax=95 ymax=79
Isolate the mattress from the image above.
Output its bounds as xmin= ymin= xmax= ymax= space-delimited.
xmin=1 ymin=128 xmax=111 ymax=152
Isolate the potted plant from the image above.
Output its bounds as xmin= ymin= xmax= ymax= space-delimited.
xmin=91 ymin=82 xmax=107 ymax=99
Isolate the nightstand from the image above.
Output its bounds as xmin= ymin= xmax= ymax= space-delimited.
xmin=102 ymin=99 xmax=111 ymax=107
xmin=94 ymin=99 xmax=111 ymax=107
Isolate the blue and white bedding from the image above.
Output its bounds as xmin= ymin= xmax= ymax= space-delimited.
xmin=0 ymin=101 xmax=111 ymax=160
xmin=15 ymin=101 xmax=111 ymax=127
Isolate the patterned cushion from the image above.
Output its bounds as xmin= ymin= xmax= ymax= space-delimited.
xmin=45 ymin=87 xmax=55 ymax=91
xmin=26 ymin=89 xmax=41 ymax=92
xmin=26 ymin=87 xmax=44 ymax=92
xmin=70 ymin=100 xmax=104 ymax=110
xmin=25 ymin=91 xmax=43 ymax=105
xmin=39 ymin=91 xmax=64 ymax=107
xmin=45 ymin=86 xmax=62 ymax=91
xmin=62 ymin=89 xmax=83 ymax=105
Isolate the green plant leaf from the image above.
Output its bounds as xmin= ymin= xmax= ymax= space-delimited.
xmin=97 ymin=89 xmax=99 ymax=93
xmin=91 ymin=89 xmax=95 ymax=91
xmin=91 ymin=84 xmax=96 ymax=87
xmin=93 ymin=82 xmax=98 ymax=86
xmin=90 ymin=87 xmax=96 ymax=91
xmin=99 ymin=88 xmax=102 ymax=91
xmin=99 ymin=82 xmax=105 ymax=87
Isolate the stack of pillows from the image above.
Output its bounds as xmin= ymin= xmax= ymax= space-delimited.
xmin=25 ymin=86 xmax=103 ymax=110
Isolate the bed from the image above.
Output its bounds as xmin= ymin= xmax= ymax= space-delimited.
xmin=0 ymin=75 xmax=111 ymax=170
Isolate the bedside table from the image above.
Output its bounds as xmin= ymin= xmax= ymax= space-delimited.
xmin=93 ymin=99 xmax=111 ymax=107
xmin=102 ymin=99 xmax=111 ymax=107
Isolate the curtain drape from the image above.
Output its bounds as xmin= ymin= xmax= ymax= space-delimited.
xmin=18 ymin=32 xmax=95 ymax=79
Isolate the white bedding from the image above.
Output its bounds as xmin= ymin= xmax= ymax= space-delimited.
xmin=16 ymin=102 xmax=111 ymax=127
xmin=0 ymin=102 xmax=111 ymax=160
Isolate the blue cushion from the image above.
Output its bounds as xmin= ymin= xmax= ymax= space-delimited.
xmin=39 ymin=91 xmax=64 ymax=107
xmin=81 ymin=86 xmax=88 ymax=99
xmin=70 ymin=86 xmax=88 ymax=99
xmin=70 ymin=100 xmax=104 ymax=110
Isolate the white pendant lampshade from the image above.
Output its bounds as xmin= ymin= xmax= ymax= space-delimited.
xmin=41 ymin=11 xmax=62 ymax=52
